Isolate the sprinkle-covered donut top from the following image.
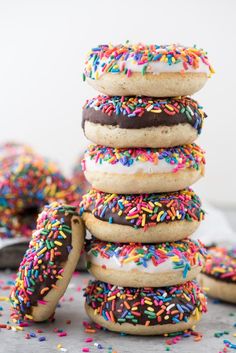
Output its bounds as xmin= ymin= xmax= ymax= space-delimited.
xmin=83 ymin=144 xmax=205 ymax=174
xmin=80 ymin=188 xmax=204 ymax=229
xmin=202 ymin=246 xmax=236 ymax=283
xmin=82 ymin=96 xmax=206 ymax=134
xmin=86 ymin=238 xmax=206 ymax=277
xmin=83 ymin=43 xmax=214 ymax=80
xmin=0 ymin=153 xmax=78 ymax=212
xmin=84 ymin=280 xmax=207 ymax=326
xmin=10 ymin=202 xmax=78 ymax=322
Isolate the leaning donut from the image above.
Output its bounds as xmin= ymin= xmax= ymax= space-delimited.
xmin=10 ymin=202 xmax=85 ymax=322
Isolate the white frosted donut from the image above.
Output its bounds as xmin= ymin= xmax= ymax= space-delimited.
xmin=80 ymin=188 xmax=205 ymax=243
xmin=10 ymin=202 xmax=85 ymax=322
xmin=83 ymin=43 xmax=214 ymax=97
xmin=84 ymin=280 xmax=207 ymax=335
xmin=82 ymin=144 xmax=205 ymax=194
xmin=86 ymin=238 xmax=206 ymax=287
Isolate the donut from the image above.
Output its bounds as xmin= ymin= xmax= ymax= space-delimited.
xmin=10 ymin=202 xmax=85 ymax=322
xmin=82 ymin=144 xmax=205 ymax=194
xmin=83 ymin=43 xmax=214 ymax=97
xmin=80 ymin=188 xmax=204 ymax=243
xmin=84 ymin=280 xmax=207 ymax=335
xmin=0 ymin=143 xmax=80 ymax=239
xmin=82 ymin=96 xmax=206 ymax=148
xmin=199 ymin=246 xmax=236 ymax=304
xmin=86 ymin=238 xmax=206 ymax=287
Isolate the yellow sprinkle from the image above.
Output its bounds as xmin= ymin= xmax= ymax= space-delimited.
xmin=59 ymin=231 xmax=67 ymax=239
xmin=183 ymin=293 xmax=191 ymax=302
xmin=157 ymin=211 xmax=164 ymax=222
xmin=141 ymin=207 xmax=153 ymax=214
xmin=16 ymin=326 xmax=24 ymax=331
xmin=141 ymin=214 xmax=146 ymax=227
xmin=54 ymin=241 xmax=63 ymax=246
xmin=108 ymin=295 xmax=116 ymax=301
xmin=105 ymin=194 xmax=116 ymax=204
xmin=144 ymin=300 xmax=152 ymax=305
xmin=126 ymin=215 xmax=139 ymax=220
xmin=165 ymin=104 xmax=174 ymax=111
xmin=123 ymin=255 xmax=143 ymax=264
xmin=150 ymin=109 xmax=162 ymax=113
xmin=0 ymin=297 xmax=9 ymax=301
xmin=25 ymin=314 xmax=33 ymax=320
xmin=147 ymin=307 xmax=154 ymax=312
xmin=118 ymin=210 xmax=123 ymax=216
xmin=154 ymin=202 xmax=162 ymax=207
xmin=37 ymin=247 xmax=47 ymax=256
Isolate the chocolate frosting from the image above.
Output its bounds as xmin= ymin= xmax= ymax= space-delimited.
xmin=80 ymin=189 xmax=204 ymax=229
xmin=83 ymin=109 xmax=201 ymax=131
xmin=84 ymin=280 xmax=206 ymax=326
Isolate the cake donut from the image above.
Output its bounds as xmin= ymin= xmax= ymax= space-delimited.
xmin=84 ymin=280 xmax=207 ymax=335
xmin=0 ymin=144 xmax=80 ymax=239
xmin=82 ymin=96 xmax=206 ymax=148
xmin=83 ymin=43 xmax=214 ymax=97
xmin=80 ymin=188 xmax=204 ymax=243
xmin=82 ymin=144 xmax=205 ymax=194
xmin=199 ymin=246 xmax=236 ymax=304
xmin=10 ymin=202 xmax=85 ymax=322
xmin=86 ymin=238 xmax=206 ymax=287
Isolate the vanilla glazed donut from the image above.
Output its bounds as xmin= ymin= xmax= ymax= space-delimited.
xmin=80 ymin=188 xmax=204 ymax=243
xmin=0 ymin=143 xmax=80 ymax=239
xmin=198 ymin=246 xmax=236 ymax=304
xmin=82 ymin=144 xmax=205 ymax=194
xmin=82 ymin=96 xmax=206 ymax=148
xmin=86 ymin=238 xmax=206 ymax=287
xmin=83 ymin=43 xmax=214 ymax=97
xmin=84 ymin=280 xmax=207 ymax=335
xmin=10 ymin=202 xmax=85 ymax=322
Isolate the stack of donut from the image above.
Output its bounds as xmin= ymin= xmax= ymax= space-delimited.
xmin=80 ymin=42 xmax=214 ymax=335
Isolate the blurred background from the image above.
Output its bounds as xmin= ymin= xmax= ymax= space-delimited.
xmin=0 ymin=0 xmax=235 ymax=206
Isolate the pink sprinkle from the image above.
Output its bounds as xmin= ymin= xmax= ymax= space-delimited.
xmin=85 ymin=338 xmax=93 ymax=343
xmin=58 ymin=332 xmax=67 ymax=337
xmin=82 ymin=348 xmax=90 ymax=352
xmin=19 ymin=322 xmax=29 ymax=327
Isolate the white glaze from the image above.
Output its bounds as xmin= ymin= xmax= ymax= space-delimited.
xmin=86 ymin=250 xmax=201 ymax=274
xmin=84 ymin=157 xmax=178 ymax=175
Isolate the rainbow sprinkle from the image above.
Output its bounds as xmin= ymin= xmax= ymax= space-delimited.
xmin=80 ymin=188 xmax=205 ymax=229
xmin=83 ymin=43 xmax=214 ymax=80
xmin=84 ymin=280 xmax=207 ymax=326
xmin=10 ymin=202 xmax=79 ymax=322
xmin=202 ymin=246 xmax=236 ymax=283
xmin=83 ymin=144 xmax=205 ymax=173
xmin=86 ymin=238 xmax=206 ymax=278
xmin=83 ymin=96 xmax=206 ymax=134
